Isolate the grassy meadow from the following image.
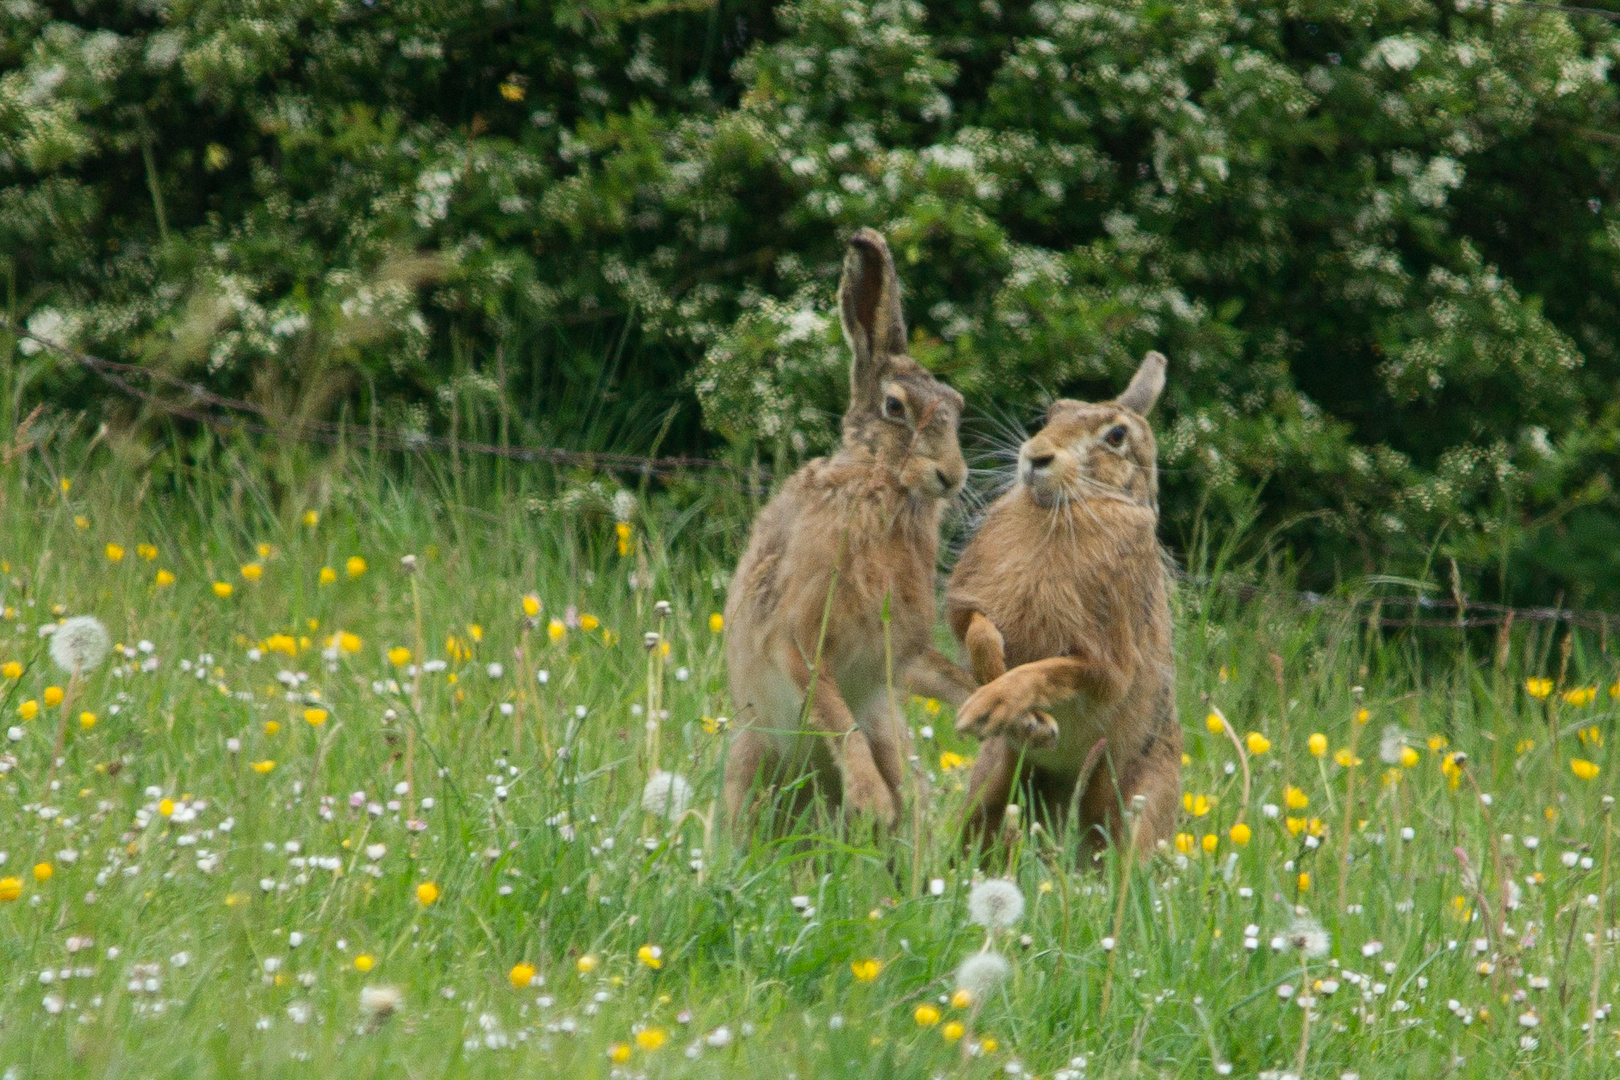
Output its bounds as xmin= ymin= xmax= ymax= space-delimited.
xmin=0 ymin=449 xmax=1617 ymax=1079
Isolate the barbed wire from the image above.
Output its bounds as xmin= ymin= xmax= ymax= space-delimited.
xmin=5 ymin=320 xmax=1615 ymax=636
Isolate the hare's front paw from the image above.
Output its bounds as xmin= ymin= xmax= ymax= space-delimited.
xmin=840 ymin=735 xmax=899 ymax=827
xmin=956 ymin=677 xmax=1056 ymax=748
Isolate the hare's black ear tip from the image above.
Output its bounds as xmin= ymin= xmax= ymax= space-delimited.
xmin=847 ymin=228 xmax=889 ymax=255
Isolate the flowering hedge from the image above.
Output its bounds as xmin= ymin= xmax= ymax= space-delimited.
xmin=4 ymin=0 xmax=1619 ymax=601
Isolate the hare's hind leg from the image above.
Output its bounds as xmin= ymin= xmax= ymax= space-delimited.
xmin=1078 ymin=727 xmax=1181 ymax=855
xmin=961 ymin=737 xmax=1017 ymax=855
xmin=723 ymin=728 xmax=776 ymax=829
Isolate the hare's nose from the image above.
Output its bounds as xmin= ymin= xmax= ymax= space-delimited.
xmin=1026 ymin=451 xmax=1055 ymax=471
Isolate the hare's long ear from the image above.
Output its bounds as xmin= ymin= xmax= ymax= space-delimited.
xmin=839 ymin=228 xmax=907 ymax=405
xmin=1116 ymin=350 xmax=1167 ymax=416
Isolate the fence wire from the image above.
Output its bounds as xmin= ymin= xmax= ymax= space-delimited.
xmin=7 ymin=321 xmax=1614 ymax=637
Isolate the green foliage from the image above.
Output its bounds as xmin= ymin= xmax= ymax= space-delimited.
xmin=4 ymin=0 xmax=1620 ymax=602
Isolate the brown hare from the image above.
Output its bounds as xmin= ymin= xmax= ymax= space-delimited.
xmin=946 ymin=351 xmax=1180 ymax=854
xmin=722 ymin=228 xmax=973 ymax=830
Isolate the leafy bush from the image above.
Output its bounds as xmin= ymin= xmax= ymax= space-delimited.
xmin=4 ymin=0 xmax=1620 ymax=603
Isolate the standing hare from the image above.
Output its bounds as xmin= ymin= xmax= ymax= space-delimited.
xmin=723 ymin=229 xmax=972 ymax=829
xmin=946 ymin=352 xmax=1180 ymax=854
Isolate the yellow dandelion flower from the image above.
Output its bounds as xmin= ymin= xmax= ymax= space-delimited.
xmin=137 ymin=543 xmax=157 ymax=560
xmin=159 ymin=798 xmax=175 ymax=817
xmin=942 ymin=1021 xmax=965 ymax=1042
xmin=265 ymin=634 xmax=297 ymax=656
xmin=950 ymin=988 xmax=972 ymax=1008
xmin=1440 ymin=752 xmax=1465 ymax=788
xmin=914 ymin=1004 xmax=941 ymax=1027
xmin=303 ymin=708 xmax=328 ymax=727
xmin=547 ymin=619 xmax=565 ymax=643
xmin=636 ymin=944 xmax=662 ymax=969
xmin=1525 ymin=677 xmax=1553 ymax=699
xmin=1284 ymin=785 xmax=1308 ymax=810
xmin=1572 ymin=759 xmax=1601 ymax=781
xmin=940 ymin=751 xmax=970 ymax=771
xmin=615 ymin=521 xmax=632 ymax=557
xmin=60 ymin=478 xmax=71 ymax=493
xmin=1610 ymin=679 xmax=1620 ymax=699
xmin=445 ymin=635 xmax=471 ymax=661
xmin=241 ymin=563 xmax=263 ymax=582
xmin=850 ymin=959 xmax=882 ymax=982
xmin=982 ymin=1037 xmax=999 ymax=1053
xmin=1307 ymin=732 xmax=1327 ymax=757
xmin=1297 ymin=872 xmax=1311 ymax=892
xmin=302 ymin=510 xmax=319 ymax=526
xmin=79 ymin=711 xmax=95 ymax=729
xmin=580 ymin=614 xmax=599 ymax=632
xmin=0 ymin=877 xmax=20 ymax=902
xmin=924 ymin=698 xmax=941 ymax=716
xmin=499 ymin=81 xmax=525 ymax=101
xmin=1563 ymin=686 xmax=1597 ymax=707
xmin=43 ymin=686 xmax=63 ymax=707
xmin=1427 ymin=734 xmax=1448 ymax=751
xmin=18 ymin=699 xmax=37 ymax=720
xmin=337 ymin=631 xmax=361 ymax=654
xmin=1333 ymin=748 xmax=1362 ymax=768
xmin=466 ymin=624 xmax=483 ymax=642
xmin=264 ymin=720 xmax=281 ymax=736
xmin=318 ymin=566 xmax=337 ymax=585
xmin=522 ymin=593 xmax=541 ymax=618
xmin=74 ymin=515 xmax=89 ymax=530
xmin=33 ymin=862 xmax=52 ymax=882
xmin=346 ymin=556 xmax=367 ymax=578
xmin=212 ymin=581 xmax=233 ymax=599
xmin=1355 ymin=708 xmax=1370 ymax=724
xmin=1205 ymin=712 xmax=1224 ymax=734
xmin=576 ymin=954 xmax=598 ymax=974
xmin=105 ymin=543 xmax=125 ymax=562
xmin=1182 ymin=793 xmax=1211 ymax=816
xmin=416 ymin=881 xmax=439 ymax=905
xmin=1174 ymin=832 xmax=1194 ymax=854
xmin=250 ymin=760 xmax=276 ymax=773
xmin=709 ymin=613 xmax=724 ymax=633
xmin=1 ymin=662 xmax=19 ymax=679
xmin=634 ymin=1027 xmax=667 ymax=1051
xmin=1400 ymin=745 xmax=1421 ymax=768
xmin=509 ymin=962 xmax=537 ymax=988
xmin=1246 ymin=732 xmax=1270 ymax=754
xmin=155 ymin=569 xmax=175 ymax=587
xmin=608 ymin=1043 xmax=631 ymax=1064
xmin=1229 ymin=822 xmax=1252 ymax=846
xmin=354 ymin=954 xmax=375 ymax=972
xmin=1286 ymin=816 xmax=1306 ymax=836
xmin=1201 ymin=833 xmax=1218 ymax=853
xmin=388 ymin=647 xmax=412 ymax=666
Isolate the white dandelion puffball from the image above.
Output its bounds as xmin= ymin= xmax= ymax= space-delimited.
xmin=967 ymin=879 xmax=1026 ymax=929
xmin=1286 ymin=915 xmax=1331 ymax=958
xmin=359 ymin=984 xmax=404 ymax=1019
xmin=50 ymin=615 xmax=111 ymax=674
xmin=955 ymin=951 xmax=1011 ymax=1002
xmin=641 ymin=771 xmax=694 ymax=820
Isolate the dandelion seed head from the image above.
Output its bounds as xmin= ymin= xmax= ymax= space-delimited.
xmin=967 ymin=879 xmax=1025 ymax=929
xmin=955 ymin=951 xmax=1011 ymax=1000
xmin=49 ymin=616 xmax=110 ymax=673
xmin=359 ymin=984 xmax=403 ymax=1020
xmin=1286 ymin=915 xmax=1331 ymax=958
xmin=640 ymin=771 xmax=693 ymax=820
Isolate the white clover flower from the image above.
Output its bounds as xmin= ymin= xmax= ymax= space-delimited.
xmin=1286 ymin=915 xmax=1331 ymax=958
xmin=955 ymin=951 xmax=1010 ymax=1002
xmin=50 ymin=615 xmax=111 ymax=673
xmin=641 ymin=771 xmax=694 ymax=820
xmin=967 ymin=879 xmax=1025 ymax=929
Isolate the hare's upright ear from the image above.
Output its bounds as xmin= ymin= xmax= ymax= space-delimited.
xmin=1116 ymin=350 xmax=1167 ymax=416
xmin=839 ymin=228 xmax=908 ymax=404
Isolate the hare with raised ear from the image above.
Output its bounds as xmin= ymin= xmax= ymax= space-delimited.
xmin=945 ymin=351 xmax=1181 ymax=854
xmin=721 ymin=228 xmax=974 ymax=830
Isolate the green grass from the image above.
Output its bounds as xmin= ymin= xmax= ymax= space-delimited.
xmin=1 ymin=449 xmax=1618 ymax=1079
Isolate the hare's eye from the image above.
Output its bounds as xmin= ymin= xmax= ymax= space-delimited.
xmin=884 ymin=396 xmax=906 ymax=420
xmin=1104 ymin=424 xmax=1128 ymax=448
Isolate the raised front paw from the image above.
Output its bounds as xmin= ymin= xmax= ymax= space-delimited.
xmin=956 ymin=675 xmax=1037 ymax=741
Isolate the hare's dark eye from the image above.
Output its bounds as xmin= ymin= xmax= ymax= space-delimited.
xmin=884 ymin=396 xmax=906 ymax=419
xmin=1104 ymin=424 xmax=1128 ymax=448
